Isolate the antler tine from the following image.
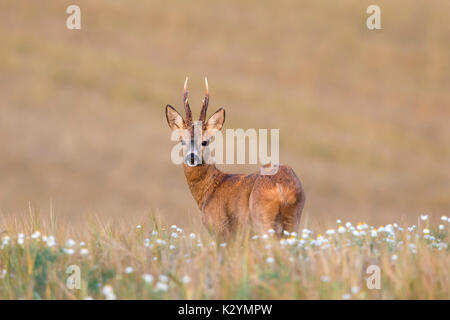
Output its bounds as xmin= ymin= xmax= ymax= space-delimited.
xmin=199 ymin=77 xmax=209 ymax=122
xmin=183 ymin=77 xmax=192 ymax=123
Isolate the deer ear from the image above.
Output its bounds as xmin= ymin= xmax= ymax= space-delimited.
xmin=166 ymin=105 xmax=185 ymax=130
xmin=205 ymin=108 xmax=225 ymax=131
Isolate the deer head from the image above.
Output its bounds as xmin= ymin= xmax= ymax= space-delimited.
xmin=165 ymin=77 xmax=225 ymax=167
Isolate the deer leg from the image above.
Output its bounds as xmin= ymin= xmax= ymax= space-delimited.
xmin=279 ymin=202 xmax=302 ymax=234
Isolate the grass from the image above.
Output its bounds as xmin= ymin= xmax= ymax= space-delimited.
xmin=0 ymin=212 xmax=448 ymax=299
xmin=0 ymin=0 xmax=449 ymax=300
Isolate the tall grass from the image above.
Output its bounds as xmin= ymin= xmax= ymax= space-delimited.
xmin=0 ymin=212 xmax=448 ymax=299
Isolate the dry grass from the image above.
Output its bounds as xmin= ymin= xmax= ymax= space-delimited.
xmin=0 ymin=0 xmax=449 ymax=300
xmin=0 ymin=211 xmax=449 ymax=299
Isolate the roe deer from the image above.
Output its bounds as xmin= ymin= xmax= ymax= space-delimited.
xmin=165 ymin=78 xmax=305 ymax=238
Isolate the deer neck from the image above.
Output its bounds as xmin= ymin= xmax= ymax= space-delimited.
xmin=183 ymin=163 xmax=225 ymax=210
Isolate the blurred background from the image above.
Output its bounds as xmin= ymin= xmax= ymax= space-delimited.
xmin=1 ymin=0 xmax=449 ymax=230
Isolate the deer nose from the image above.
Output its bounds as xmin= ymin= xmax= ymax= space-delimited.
xmin=185 ymin=153 xmax=201 ymax=167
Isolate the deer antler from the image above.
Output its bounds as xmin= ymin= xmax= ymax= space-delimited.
xmin=199 ymin=77 xmax=209 ymax=122
xmin=183 ymin=77 xmax=192 ymax=124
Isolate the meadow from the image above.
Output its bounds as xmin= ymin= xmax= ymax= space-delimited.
xmin=1 ymin=1 xmax=449 ymax=300
xmin=0 ymin=211 xmax=448 ymax=299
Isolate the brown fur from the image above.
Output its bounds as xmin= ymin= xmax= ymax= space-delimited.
xmin=183 ymin=163 xmax=305 ymax=238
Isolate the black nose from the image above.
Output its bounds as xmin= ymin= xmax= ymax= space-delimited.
xmin=185 ymin=153 xmax=201 ymax=167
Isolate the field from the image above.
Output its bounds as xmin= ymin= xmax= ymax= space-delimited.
xmin=0 ymin=212 xmax=448 ymax=299
xmin=1 ymin=1 xmax=449 ymax=299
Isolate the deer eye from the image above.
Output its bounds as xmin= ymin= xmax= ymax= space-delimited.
xmin=201 ymin=140 xmax=209 ymax=147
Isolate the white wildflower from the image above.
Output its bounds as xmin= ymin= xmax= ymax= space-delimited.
xmin=385 ymin=225 xmax=394 ymax=234
xmin=1 ymin=236 xmax=10 ymax=249
xmin=155 ymin=282 xmax=169 ymax=292
xmin=143 ymin=274 xmax=154 ymax=284
xmin=182 ymin=276 xmax=191 ymax=284
xmin=66 ymin=239 xmax=76 ymax=247
xmin=17 ymin=233 xmax=25 ymax=245
xmin=63 ymin=248 xmax=75 ymax=255
xmin=31 ymin=231 xmax=41 ymax=240
xmin=125 ymin=267 xmax=134 ymax=274
xmin=286 ymin=238 xmax=296 ymax=246
xmin=351 ymin=286 xmax=360 ymax=294
xmin=357 ymin=223 xmax=368 ymax=230
xmin=46 ymin=236 xmax=56 ymax=247
xmin=102 ymin=285 xmax=116 ymax=300
xmin=266 ymin=257 xmax=275 ymax=264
